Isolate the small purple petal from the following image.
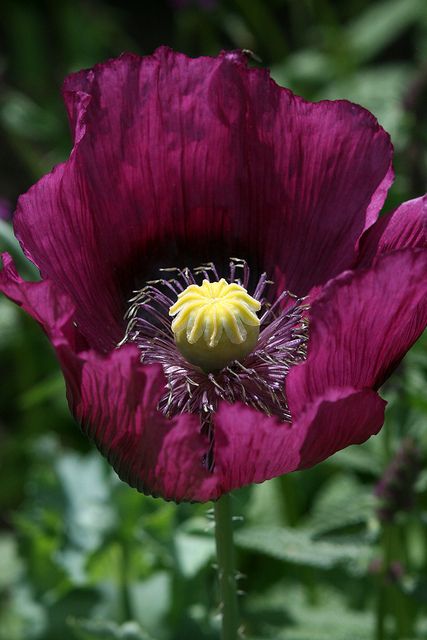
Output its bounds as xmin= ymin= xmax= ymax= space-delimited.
xmin=0 ymin=254 xmax=218 ymax=502
xmin=212 ymin=387 xmax=385 ymax=493
xmin=287 ymin=249 xmax=427 ymax=415
xmin=0 ymin=252 xmax=80 ymax=349
xmin=70 ymin=346 xmax=219 ymax=502
xmin=356 ymin=195 xmax=427 ymax=268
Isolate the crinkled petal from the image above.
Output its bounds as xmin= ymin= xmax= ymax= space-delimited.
xmin=0 ymin=256 xmax=217 ymax=502
xmin=14 ymin=161 xmax=124 ymax=351
xmin=355 ymin=195 xmax=427 ymax=268
xmin=287 ymin=249 xmax=427 ymax=415
xmin=0 ymin=254 xmax=392 ymax=501
xmin=14 ymin=48 xmax=393 ymax=353
xmin=0 ymin=252 xmax=82 ymax=351
xmin=70 ymin=346 xmax=219 ymax=501
xmin=213 ymin=387 xmax=385 ymax=493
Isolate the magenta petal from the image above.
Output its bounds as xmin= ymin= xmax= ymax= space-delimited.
xmin=356 ymin=195 xmax=427 ymax=268
xmin=213 ymin=387 xmax=385 ymax=492
xmin=0 ymin=254 xmax=403 ymax=500
xmin=0 ymin=253 xmax=81 ymax=349
xmin=0 ymin=254 xmax=220 ymax=502
xmin=14 ymin=162 xmax=124 ymax=351
xmin=288 ymin=249 xmax=427 ymax=415
xmin=14 ymin=48 xmax=393 ymax=352
xmin=70 ymin=347 xmax=220 ymax=502
xmin=296 ymin=387 xmax=385 ymax=469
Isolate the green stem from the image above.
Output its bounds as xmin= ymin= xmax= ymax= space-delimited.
xmin=214 ymin=493 xmax=239 ymax=640
xmin=120 ymin=541 xmax=133 ymax=622
xmin=375 ymin=575 xmax=386 ymax=640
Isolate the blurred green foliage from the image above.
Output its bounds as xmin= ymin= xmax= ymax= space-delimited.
xmin=0 ymin=0 xmax=427 ymax=638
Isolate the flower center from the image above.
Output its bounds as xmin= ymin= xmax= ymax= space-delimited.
xmin=119 ymin=259 xmax=309 ymax=471
xmin=169 ymin=278 xmax=261 ymax=373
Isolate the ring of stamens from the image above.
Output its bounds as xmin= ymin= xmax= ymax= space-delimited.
xmin=119 ymin=258 xmax=309 ymax=472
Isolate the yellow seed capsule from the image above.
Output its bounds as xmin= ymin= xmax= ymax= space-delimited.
xmin=169 ymin=278 xmax=261 ymax=373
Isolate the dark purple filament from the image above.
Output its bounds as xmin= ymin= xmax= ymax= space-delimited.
xmin=120 ymin=259 xmax=308 ymax=471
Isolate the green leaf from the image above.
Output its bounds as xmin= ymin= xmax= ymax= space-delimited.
xmin=0 ymin=298 xmax=20 ymax=348
xmin=321 ymin=64 xmax=412 ymax=143
xmin=0 ymin=90 xmax=60 ymax=141
xmin=0 ymin=535 xmax=23 ymax=589
xmin=235 ymin=525 xmax=369 ymax=570
xmin=330 ymin=442 xmax=380 ymax=475
xmin=68 ymin=618 xmax=156 ymax=640
xmin=272 ymin=50 xmax=335 ymax=88
xmin=55 ymin=452 xmax=116 ymax=552
xmin=303 ymin=475 xmax=375 ymax=535
xmin=233 ymin=0 xmax=288 ymax=59
xmin=131 ymin=572 xmax=171 ymax=636
xmin=347 ymin=0 xmax=423 ymax=63
xmin=247 ymin=584 xmax=373 ymax=640
xmin=20 ymin=372 xmax=66 ymax=409
xmin=0 ymin=585 xmax=47 ymax=640
xmin=175 ymin=532 xmax=214 ymax=578
xmin=0 ymin=220 xmax=39 ymax=279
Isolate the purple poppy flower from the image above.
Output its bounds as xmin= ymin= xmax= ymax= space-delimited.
xmin=0 ymin=48 xmax=426 ymax=502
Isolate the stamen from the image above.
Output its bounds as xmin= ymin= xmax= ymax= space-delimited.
xmin=120 ymin=260 xmax=309 ymax=472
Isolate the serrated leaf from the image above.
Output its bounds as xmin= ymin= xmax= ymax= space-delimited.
xmin=235 ymin=525 xmax=369 ymax=569
xmin=247 ymin=584 xmax=373 ymax=640
xmin=303 ymin=475 xmax=375 ymax=535
xmin=331 ymin=443 xmax=380 ymax=475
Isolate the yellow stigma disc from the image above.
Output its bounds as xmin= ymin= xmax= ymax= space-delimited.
xmin=169 ymin=278 xmax=261 ymax=373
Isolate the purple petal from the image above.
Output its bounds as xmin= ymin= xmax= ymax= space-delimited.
xmin=0 ymin=254 xmax=219 ymax=502
xmin=296 ymin=388 xmax=385 ymax=469
xmin=0 ymin=252 xmax=81 ymax=350
xmin=14 ymin=162 xmax=124 ymax=351
xmin=213 ymin=387 xmax=385 ymax=492
xmin=356 ymin=195 xmax=427 ymax=268
xmin=71 ymin=346 xmax=221 ymax=502
xmin=14 ymin=48 xmax=393 ymax=355
xmin=287 ymin=249 xmax=427 ymax=415
xmin=0 ymin=254 xmax=396 ymax=501
xmin=63 ymin=48 xmax=392 ymax=296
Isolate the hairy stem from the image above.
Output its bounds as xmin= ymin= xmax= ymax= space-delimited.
xmin=214 ymin=493 xmax=239 ymax=640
